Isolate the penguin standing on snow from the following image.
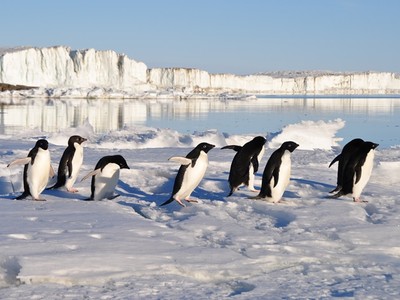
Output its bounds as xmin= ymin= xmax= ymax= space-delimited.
xmin=222 ymin=136 xmax=266 ymax=196
xmin=7 ymin=139 xmax=55 ymax=201
xmin=160 ymin=142 xmax=215 ymax=207
xmin=255 ymin=141 xmax=299 ymax=203
xmin=48 ymin=135 xmax=87 ymax=192
xmin=81 ymin=155 xmax=130 ymax=200
xmin=332 ymin=141 xmax=378 ymax=202
xmin=328 ymin=138 xmax=364 ymax=193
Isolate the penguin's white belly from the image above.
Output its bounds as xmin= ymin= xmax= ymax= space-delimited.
xmin=94 ymin=164 xmax=120 ymax=200
xmin=27 ymin=149 xmax=51 ymax=199
xmin=249 ymin=147 xmax=264 ymax=190
xmin=66 ymin=144 xmax=83 ymax=189
xmin=248 ymin=164 xmax=255 ymax=189
xmin=270 ymin=152 xmax=291 ymax=202
xmin=176 ymin=153 xmax=208 ymax=199
xmin=352 ymin=150 xmax=375 ymax=199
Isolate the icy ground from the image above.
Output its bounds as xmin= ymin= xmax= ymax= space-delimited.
xmin=1 ymin=119 xmax=400 ymax=299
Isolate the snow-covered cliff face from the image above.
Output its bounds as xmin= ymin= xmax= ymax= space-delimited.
xmin=0 ymin=46 xmax=148 ymax=91
xmin=148 ymin=68 xmax=400 ymax=95
xmin=1 ymin=46 xmax=400 ymax=96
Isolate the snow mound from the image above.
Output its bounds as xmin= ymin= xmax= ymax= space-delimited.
xmin=268 ymin=119 xmax=345 ymax=150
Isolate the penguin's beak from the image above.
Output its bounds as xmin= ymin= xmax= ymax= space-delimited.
xmin=372 ymin=143 xmax=379 ymax=149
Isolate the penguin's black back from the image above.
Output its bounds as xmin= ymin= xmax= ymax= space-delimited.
xmin=339 ymin=141 xmax=377 ymax=195
xmin=228 ymin=136 xmax=266 ymax=190
xmin=90 ymin=155 xmax=129 ymax=199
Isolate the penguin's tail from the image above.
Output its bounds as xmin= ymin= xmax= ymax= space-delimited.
xmin=329 ymin=185 xmax=342 ymax=194
xmin=46 ymin=182 xmax=61 ymax=190
xmin=15 ymin=191 xmax=30 ymax=200
xmin=160 ymin=197 xmax=175 ymax=207
xmin=329 ymin=190 xmax=345 ymax=199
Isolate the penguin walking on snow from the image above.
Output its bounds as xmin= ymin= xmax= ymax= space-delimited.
xmin=7 ymin=139 xmax=55 ymax=201
xmin=160 ymin=142 xmax=215 ymax=207
xmin=222 ymin=136 xmax=266 ymax=196
xmin=255 ymin=141 xmax=299 ymax=203
xmin=81 ymin=155 xmax=130 ymax=200
xmin=328 ymin=138 xmax=364 ymax=194
xmin=332 ymin=141 xmax=378 ymax=202
xmin=48 ymin=135 xmax=87 ymax=192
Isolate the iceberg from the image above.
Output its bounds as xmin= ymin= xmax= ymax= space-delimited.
xmin=1 ymin=46 xmax=400 ymax=98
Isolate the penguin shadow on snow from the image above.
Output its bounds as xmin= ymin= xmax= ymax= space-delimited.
xmin=115 ymin=179 xmax=161 ymax=202
xmin=291 ymin=177 xmax=335 ymax=198
xmin=41 ymin=188 xmax=89 ymax=201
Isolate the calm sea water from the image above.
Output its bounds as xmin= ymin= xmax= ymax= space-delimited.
xmin=1 ymin=97 xmax=399 ymax=148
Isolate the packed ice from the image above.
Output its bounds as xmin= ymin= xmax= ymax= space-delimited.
xmin=1 ymin=119 xmax=400 ymax=299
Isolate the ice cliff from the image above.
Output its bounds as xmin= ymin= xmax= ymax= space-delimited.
xmin=1 ymin=46 xmax=400 ymax=97
xmin=0 ymin=46 xmax=148 ymax=91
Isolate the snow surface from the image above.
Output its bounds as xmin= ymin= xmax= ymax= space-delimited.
xmin=1 ymin=46 xmax=400 ymax=98
xmin=1 ymin=119 xmax=400 ymax=299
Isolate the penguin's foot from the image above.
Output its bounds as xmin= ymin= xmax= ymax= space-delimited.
xmin=185 ymin=198 xmax=198 ymax=203
xmin=249 ymin=188 xmax=259 ymax=192
xmin=353 ymin=197 xmax=368 ymax=203
xmin=175 ymin=198 xmax=186 ymax=207
xmin=67 ymin=187 xmax=79 ymax=193
xmin=34 ymin=198 xmax=46 ymax=201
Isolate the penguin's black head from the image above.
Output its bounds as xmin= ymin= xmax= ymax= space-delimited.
xmin=69 ymin=135 xmax=87 ymax=145
xmin=253 ymin=136 xmax=267 ymax=146
xmin=364 ymin=141 xmax=379 ymax=150
xmin=113 ymin=155 xmax=130 ymax=169
xmin=281 ymin=141 xmax=299 ymax=153
xmin=197 ymin=142 xmax=215 ymax=153
xmin=35 ymin=139 xmax=49 ymax=151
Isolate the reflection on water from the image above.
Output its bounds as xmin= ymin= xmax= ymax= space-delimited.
xmin=1 ymin=97 xmax=400 ymax=147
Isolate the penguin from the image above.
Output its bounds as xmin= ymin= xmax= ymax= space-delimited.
xmin=256 ymin=141 xmax=299 ymax=203
xmin=160 ymin=142 xmax=215 ymax=207
xmin=48 ymin=135 xmax=87 ymax=192
xmin=81 ymin=155 xmax=130 ymax=201
xmin=332 ymin=141 xmax=378 ymax=202
xmin=7 ymin=139 xmax=54 ymax=201
xmin=222 ymin=136 xmax=266 ymax=196
xmin=328 ymin=138 xmax=364 ymax=193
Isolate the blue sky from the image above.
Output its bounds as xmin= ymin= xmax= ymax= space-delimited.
xmin=2 ymin=0 xmax=399 ymax=74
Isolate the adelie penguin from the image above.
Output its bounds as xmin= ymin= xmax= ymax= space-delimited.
xmin=160 ymin=142 xmax=215 ymax=207
xmin=255 ymin=141 xmax=299 ymax=203
xmin=81 ymin=155 xmax=130 ymax=201
xmin=7 ymin=139 xmax=55 ymax=201
xmin=48 ymin=135 xmax=87 ymax=192
xmin=328 ymin=138 xmax=364 ymax=194
xmin=222 ymin=136 xmax=266 ymax=196
xmin=332 ymin=141 xmax=378 ymax=202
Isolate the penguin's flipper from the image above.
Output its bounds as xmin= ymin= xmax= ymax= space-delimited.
xmin=221 ymin=145 xmax=242 ymax=152
xmin=7 ymin=157 xmax=31 ymax=168
xmin=272 ymin=168 xmax=280 ymax=188
xmin=328 ymin=154 xmax=341 ymax=168
xmin=354 ymin=164 xmax=362 ymax=184
xmin=81 ymin=169 xmax=101 ymax=182
xmin=168 ymin=156 xmax=192 ymax=165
